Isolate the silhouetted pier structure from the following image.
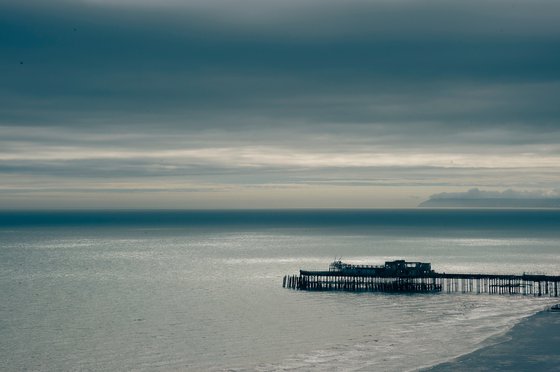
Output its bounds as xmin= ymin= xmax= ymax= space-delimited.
xmin=282 ymin=260 xmax=560 ymax=297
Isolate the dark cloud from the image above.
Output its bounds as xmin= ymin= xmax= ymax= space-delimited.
xmin=2 ymin=0 xmax=559 ymax=128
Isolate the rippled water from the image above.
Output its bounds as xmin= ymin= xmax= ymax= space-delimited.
xmin=0 ymin=210 xmax=559 ymax=371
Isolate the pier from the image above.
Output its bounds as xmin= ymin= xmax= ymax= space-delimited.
xmin=282 ymin=260 xmax=560 ymax=297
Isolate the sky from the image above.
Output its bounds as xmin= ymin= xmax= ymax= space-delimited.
xmin=1 ymin=0 xmax=560 ymax=209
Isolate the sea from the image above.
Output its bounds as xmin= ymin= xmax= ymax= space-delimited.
xmin=1 ymin=209 xmax=559 ymax=371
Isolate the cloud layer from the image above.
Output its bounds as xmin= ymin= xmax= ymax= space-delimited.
xmin=1 ymin=0 xmax=560 ymax=208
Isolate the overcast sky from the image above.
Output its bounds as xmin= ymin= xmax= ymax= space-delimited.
xmin=1 ymin=0 xmax=559 ymax=208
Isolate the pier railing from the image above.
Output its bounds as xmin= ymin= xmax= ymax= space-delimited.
xmin=283 ymin=270 xmax=560 ymax=296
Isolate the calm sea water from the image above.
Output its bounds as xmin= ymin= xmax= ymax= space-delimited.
xmin=1 ymin=210 xmax=559 ymax=371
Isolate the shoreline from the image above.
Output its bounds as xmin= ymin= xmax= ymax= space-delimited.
xmin=424 ymin=307 xmax=560 ymax=371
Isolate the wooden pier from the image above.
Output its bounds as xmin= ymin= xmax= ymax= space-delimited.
xmin=283 ymin=260 xmax=560 ymax=297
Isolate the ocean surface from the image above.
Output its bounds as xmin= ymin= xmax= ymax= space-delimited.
xmin=1 ymin=210 xmax=559 ymax=371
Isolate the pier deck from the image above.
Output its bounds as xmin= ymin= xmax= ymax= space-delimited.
xmin=283 ymin=260 xmax=560 ymax=296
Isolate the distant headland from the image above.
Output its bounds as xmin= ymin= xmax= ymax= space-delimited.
xmin=419 ymin=188 xmax=560 ymax=208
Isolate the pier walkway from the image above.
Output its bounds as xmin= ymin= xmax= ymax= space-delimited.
xmin=282 ymin=260 xmax=560 ymax=296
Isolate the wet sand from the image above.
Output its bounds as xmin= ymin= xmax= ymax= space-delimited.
xmin=426 ymin=308 xmax=560 ymax=371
